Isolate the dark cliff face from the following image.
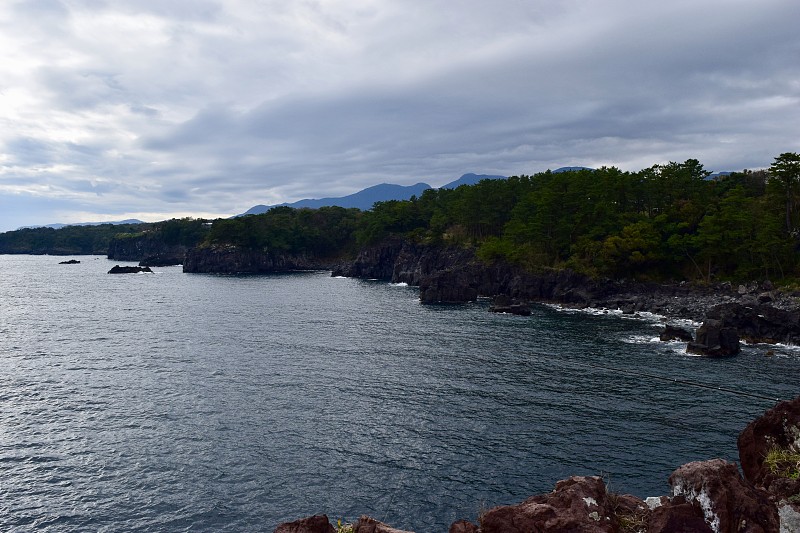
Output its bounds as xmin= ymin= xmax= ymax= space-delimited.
xmin=332 ymin=237 xmax=606 ymax=304
xmin=182 ymin=245 xmax=336 ymax=274
xmin=107 ymin=234 xmax=187 ymax=266
xmin=331 ymin=237 xmax=405 ymax=279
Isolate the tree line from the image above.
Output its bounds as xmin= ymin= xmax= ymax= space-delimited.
xmin=2 ymin=152 xmax=799 ymax=283
xmin=357 ymin=153 xmax=800 ymax=282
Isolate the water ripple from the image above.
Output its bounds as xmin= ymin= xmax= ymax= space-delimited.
xmin=0 ymin=256 xmax=796 ymax=531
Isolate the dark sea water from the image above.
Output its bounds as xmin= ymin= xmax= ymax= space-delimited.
xmin=1 ymin=254 xmax=798 ymax=532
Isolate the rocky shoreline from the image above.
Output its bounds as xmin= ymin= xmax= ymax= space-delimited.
xmin=329 ymin=238 xmax=800 ymax=355
xmin=330 ymin=238 xmax=800 ymax=321
xmin=110 ymin=237 xmax=800 ymax=351
xmin=276 ymin=396 xmax=800 ymax=533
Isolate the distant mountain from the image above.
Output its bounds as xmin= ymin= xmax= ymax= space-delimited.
xmin=240 ymin=182 xmax=433 ymax=216
xmin=239 ymin=174 xmax=514 ymax=217
xmin=19 ymin=219 xmax=145 ymax=230
xmin=439 ymin=173 xmax=507 ymax=189
xmin=552 ymin=166 xmax=594 ymax=173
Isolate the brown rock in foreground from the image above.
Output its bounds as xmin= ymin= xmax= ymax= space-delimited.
xmin=274 ymin=514 xmax=335 ymax=533
xmin=647 ymin=497 xmax=713 ymax=533
xmin=669 ymin=459 xmax=778 ymax=533
xmin=738 ymin=396 xmax=800 ymax=495
xmin=479 ymin=476 xmax=619 ymax=533
xmin=353 ymin=515 xmax=414 ymax=533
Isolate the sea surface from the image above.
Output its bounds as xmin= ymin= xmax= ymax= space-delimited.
xmin=1 ymin=254 xmax=798 ymax=532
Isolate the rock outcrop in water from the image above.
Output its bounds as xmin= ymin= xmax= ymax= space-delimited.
xmin=334 ymin=238 xmax=800 ymax=349
xmin=276 ymin=396 xmax=800 ymax=533
xmin=108 ymin=265 xmax=153 ymax=274
xmin=686 ymin=319 xmax=741 ymax=357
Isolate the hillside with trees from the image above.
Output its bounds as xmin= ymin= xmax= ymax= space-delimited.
xmin=3 ymin=153 xmax=799 ymax=284
xmin=355 ymin=154 xmax=800 ymax=283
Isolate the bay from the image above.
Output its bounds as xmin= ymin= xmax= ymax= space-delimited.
xmin=0 ymin=254 xmax=797 ymax=531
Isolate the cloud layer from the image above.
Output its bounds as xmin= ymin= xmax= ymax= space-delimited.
xmin=1 ymin=0 xmax=799 ymax=230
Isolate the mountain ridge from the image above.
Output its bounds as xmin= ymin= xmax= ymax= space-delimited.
xmin=238 ymin=173 xmax=508 ymax=216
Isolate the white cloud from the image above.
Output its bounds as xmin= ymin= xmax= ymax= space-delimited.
xmin=1 ymin=0 xmax=800 ymax=230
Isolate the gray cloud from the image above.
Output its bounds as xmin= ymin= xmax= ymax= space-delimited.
xmin=1 ymin=0 xmax=799 ymax=231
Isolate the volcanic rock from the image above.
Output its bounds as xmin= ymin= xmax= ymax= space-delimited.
xmin=273 ymin=515 xmax=335 ymax=533
xmin=668 ymin=458 xmax=778 ymax=533
xmin=479 ymin=476 xmax=617 ymax=533
xmin=738 ymin=396 xmax=800 ymax=502
xmin=705 ymin=303 xmax=800 ymax=345
xmin=647 ymin=496 xmax=713 ymax=533
xmin=686 ymin=319 xmax=740 ymax=357
xmin=447 ymin=520 xmax=479 ymax=533
xmin=660 ymin=324 xmax=693 ymax=342
xmin=108 ymin=265 xmax=153 ymax=274
xmin=489 ymin=294 xmax=532 ymax=315
xmin=419 ymin=268 xmax=478 ymax=304
xmin=353 ymin=515 xmax=414 ymax=533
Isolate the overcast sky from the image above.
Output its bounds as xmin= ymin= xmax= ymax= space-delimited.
xmin=1 ymin=0 xmax=799 ymax=231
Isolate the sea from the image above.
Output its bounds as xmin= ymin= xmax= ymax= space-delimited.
xmin=1 ymin=254 xmax=798 ymax=532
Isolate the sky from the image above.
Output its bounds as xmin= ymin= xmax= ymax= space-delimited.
xmin=1 ymin=0 xmax=799 ymax=231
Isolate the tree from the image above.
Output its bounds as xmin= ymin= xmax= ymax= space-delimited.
xmin=769 ymin=152 xmax=800 ymax=234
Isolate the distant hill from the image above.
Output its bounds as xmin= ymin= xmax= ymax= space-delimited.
xmin=439 ymin=173 xmax=507 ymax=189
xmin=239 ymin=174 xmax=513 ymax=217
xmin=19 ymin=219 xmax=145 ymax=230
xmin=240 ymin=182 xmax=432 ymax=216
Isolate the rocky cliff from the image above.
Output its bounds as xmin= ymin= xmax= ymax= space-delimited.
xmin=334 ymin=238 xmax=800 ymax=324
xmin=182 ymin=245 xmax=337 ymax=274
xmin=107 ymin=233 xmax=188 ymax=266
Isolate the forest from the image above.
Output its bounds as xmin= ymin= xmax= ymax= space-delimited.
xmin=2 ymin=153 xmax=799 ymax=283
xmin=354 ymin=153 xmax=800 ymax=282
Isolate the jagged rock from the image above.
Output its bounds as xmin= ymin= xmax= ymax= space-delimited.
xmin=738 ymin=396 xmax=800 ymax=502
xmin=489 ymin=295 xmax=531 ymax=315
xmin=419 ymin=268 xmax=478 ymax=304
xmin=686 ymin=319 xmax=740 ymax=357
xmin=479 ymin=476 xmax=616 ymax=533
xmin=660 ymin=324 xmax=693 ymax=342
xmin=108 ymin=265 xmax=153 ymax=274
xmin=668 ymin=458 xmax=778 ymax=533
xmin=353 ymin=515 xmax=414 ymax=533
xmin=648 ymin=497 xmax=713 ymax=533
xmin=273 ymin=514 xmax=335 ymax=533
xmin=59 ymin=259 xmax=80 ymax=264
xmin=705 ymin=303 xmax=800 ymax=345
xmin=391 ymin=242 xmax=475 ymax=286
xmin=332 ymin=238 xmax=405 ymax=279
xmin=447 ymin=519 xmax=479 ymax=533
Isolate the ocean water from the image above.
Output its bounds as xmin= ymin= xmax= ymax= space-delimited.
xmin=0 ymin=254 xmax=797 ymax=532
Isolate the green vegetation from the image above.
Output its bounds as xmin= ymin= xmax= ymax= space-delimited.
xmin=0 ymin=222 xmax=148 ymax=255
xmin=764 ymin=446 xmax=800 ymax=480
xmin=3 ymin=152 xmax=800 ymax=283
xmin=203 ymin=206 xmax=362 ymax=258
xmin=355 ymin=154 xmax=800 ymax=283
